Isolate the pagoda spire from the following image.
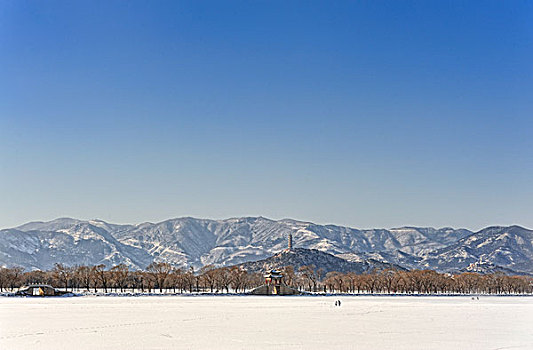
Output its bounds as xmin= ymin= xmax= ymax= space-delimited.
xmin=288 ymin=233 xmax=293 ymax=250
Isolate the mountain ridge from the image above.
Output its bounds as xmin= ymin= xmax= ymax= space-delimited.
xmin=1 ymin=217 xmax=531 ymax=274
xmin=9 ymin=216 xmax=486 ymax=234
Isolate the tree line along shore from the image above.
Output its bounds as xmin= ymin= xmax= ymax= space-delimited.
xmin=1 ymin=263 xmax=531 ymax=295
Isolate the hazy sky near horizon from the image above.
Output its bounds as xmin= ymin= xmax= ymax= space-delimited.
xmin=1 ymin=1 xmax=532 ymax=230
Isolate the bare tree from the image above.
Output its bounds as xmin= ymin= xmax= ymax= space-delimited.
xmin=1 ymin=267 xmax=25 ymax=291
xmin=167 ymin=268 xmax=184 ymax=293
xmin=229 ymin=266 xmax=248 ymax=293
xmin=215 ymin=267 xmax=232 ymax=293
xmin=199 ymin=265 xmax=217 ymax=293
xmin=75 ymin=265 xmax=94 ymax=292
xmin=52 ymin=263 xmax=74 ymax=291
xmin=146 ymin=262 xmax=172 ymax=293
xmin=299 ymin=265 xmax=320 ymax=292
xmin=132 ymin=270 xmax=146 ymax=292
xmin=22 ymin=269 xmax=50 ymax=287
xmin=111 ymin=264 xmax=130 ymax=292
xmin=94 ymin=264 xmax=110 ymax=293
xmin=281 ymin=266 xmax=296 ymax=287
xmin=182 ymin=267 xmax=196 ymax=293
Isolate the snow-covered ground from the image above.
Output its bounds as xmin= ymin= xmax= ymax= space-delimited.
xmin=1 ymin=296 xmax=532 ymax=349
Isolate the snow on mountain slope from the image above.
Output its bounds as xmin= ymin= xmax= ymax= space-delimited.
xmin=419 ymin=226 xmax=533 ymax=274
xmin=240 ymin=248 xmax=404 ymax=274
xmin=336 ymin=250 xmax=422 ymax=270
xmin=15 ymin=218 xmax=83 ymax=232
xmin=2 ymin=217 xmax=530 ymax=274
xmin=387 ymin=227 xmax=472 ymax=255
xmin=1 ymin=222 xmax=151 ymax=270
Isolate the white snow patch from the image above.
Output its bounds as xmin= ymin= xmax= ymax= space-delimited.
xmin=0 ymin=296 xmax=532 ymax=350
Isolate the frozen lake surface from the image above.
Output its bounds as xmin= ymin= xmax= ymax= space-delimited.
xmin=1 ymin=295 xmax=532 ymax=349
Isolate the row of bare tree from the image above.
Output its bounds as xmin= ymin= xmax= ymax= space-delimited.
xmin=321 ymin=269 xmax=532 ymax=294
xmin=1 ymin=264 xmax=531 ymax=294
xmin=0 ymin=263 xmax=263 ymax=294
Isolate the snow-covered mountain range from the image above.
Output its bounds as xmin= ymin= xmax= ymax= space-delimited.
xmin=0 ymin=217 xmax=531 ymax=274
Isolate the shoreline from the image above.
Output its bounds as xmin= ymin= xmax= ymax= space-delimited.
xmin=3 ymin=291 xmax=533 ymax=298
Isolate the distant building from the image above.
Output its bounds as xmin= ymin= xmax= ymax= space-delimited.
xmin=264 ymin=270 xmax=284 ymax=294
xmin=249 ymin=269 xmax=300 ymax=295
xmin=15 ymin=285 xmax=68 ymax=297
xmin=248 ymin=232 xmax=302 ymax=295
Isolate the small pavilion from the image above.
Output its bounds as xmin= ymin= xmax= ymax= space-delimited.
xmin=264 ymin=270 xmax=284 ymax=295
xmin=250 ymin=269 xmax=300 ymax=295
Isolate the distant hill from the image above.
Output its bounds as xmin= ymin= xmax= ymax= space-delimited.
xmin=418 ymin=225 xmax=533 ymax=275
xmin=239 ymin=248 xmax=404 ymax=274
xmin=0 ymin=217 xmax=531 ymax=274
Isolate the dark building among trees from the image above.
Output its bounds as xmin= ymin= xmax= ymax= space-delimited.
xmin=15 ymin=284 xmax=68 ymax=297
xmin=249 ymin=269 xmax=301 ymax=295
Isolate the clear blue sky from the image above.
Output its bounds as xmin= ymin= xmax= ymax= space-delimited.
xmin=1 ymin=1 xmax=532 ymax=230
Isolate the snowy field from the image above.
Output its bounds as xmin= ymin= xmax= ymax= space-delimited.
xmin=1 ymin=296 xmax=532 ymax=350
